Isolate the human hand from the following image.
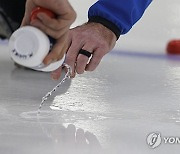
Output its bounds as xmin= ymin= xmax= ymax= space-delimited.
xmin=51 ymin=22 xmax=117 ymax=80
xmin=21 ymin=0 xmax=76 ymax=65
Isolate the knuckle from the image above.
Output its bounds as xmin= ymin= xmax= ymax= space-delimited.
xmin=95 ymin=53 xmax=103 ymax=60
xmin=65 ymin=56 xmax=75 ymax=64
xmin=53 ymin=33 xmax=61 ymax=39
xmin=98 ymin=41 xmax=107 ymax=48
xmin=75 ymin=33 xmax=82 ymax=40
xmin=54 ymin=22 xmax=64 ymax=31
xmin=71 ymin=11 xmax=77 ymax=22
xmin=38 ymin=27 xmax=49 ymax=35
xmin=44 ymin=28 xmax=50 ymax=34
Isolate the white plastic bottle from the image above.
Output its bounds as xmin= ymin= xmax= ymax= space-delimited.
xmin=8 ymin=7 xmax=65 ymax=72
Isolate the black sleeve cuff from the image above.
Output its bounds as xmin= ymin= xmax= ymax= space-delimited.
xmin=88 ymin=16 xmax=121 ymax=40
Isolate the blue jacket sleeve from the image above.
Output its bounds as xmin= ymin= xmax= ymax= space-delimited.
xmin=88 ymin=0 xmax=152 ymax=39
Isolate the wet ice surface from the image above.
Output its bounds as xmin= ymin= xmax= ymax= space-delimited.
xmin=1 ymin=43 xmax=180 ymax=154
xmin=1 ymin=0 xmax=180 ymax=153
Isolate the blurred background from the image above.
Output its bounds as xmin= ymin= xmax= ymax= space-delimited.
xmin=69 ymin=0 xmax=180 ymax=53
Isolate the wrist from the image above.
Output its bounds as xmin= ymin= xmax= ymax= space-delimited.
xmin=88 ymin=16 xmax=121 ymax=40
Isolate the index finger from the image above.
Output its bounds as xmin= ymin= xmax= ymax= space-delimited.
xmin=33 ymin=0 xmax=76 ymax=20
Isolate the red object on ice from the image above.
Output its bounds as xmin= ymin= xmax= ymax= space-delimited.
xmin=30 ymin=7 xmax=55 ymax=21
xmin=167 ymin=40 xmax=180 ymax=55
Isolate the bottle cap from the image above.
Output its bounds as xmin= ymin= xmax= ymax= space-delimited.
xmin=9 ymin=26 xmax=50 ymax=68
xmin=9 ymin=26 xmax=65 ymax=72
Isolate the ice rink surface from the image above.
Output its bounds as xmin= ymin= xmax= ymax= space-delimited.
xmin=1 ymin=0 xmax=180 ymax=153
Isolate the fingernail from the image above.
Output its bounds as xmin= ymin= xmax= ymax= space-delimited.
xmin=51 ymin=59 xmax=57 ymax=63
